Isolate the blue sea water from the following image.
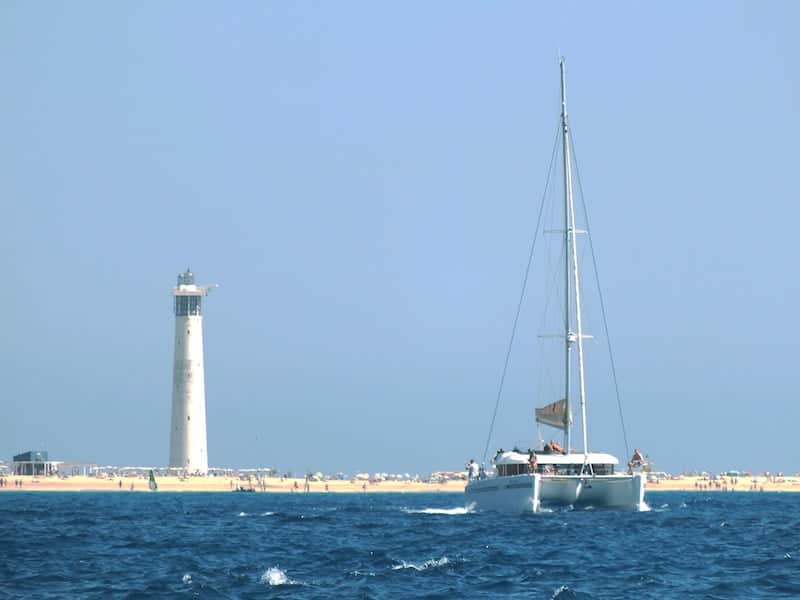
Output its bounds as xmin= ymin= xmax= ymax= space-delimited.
xmin=1 ymin=491 xmax=798 ymax=599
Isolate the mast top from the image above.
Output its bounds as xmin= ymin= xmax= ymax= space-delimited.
xmin=559 ymin=58 xmax=569 ymax=128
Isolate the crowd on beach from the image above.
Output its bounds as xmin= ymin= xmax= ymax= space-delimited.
xmin=3 ymin=465 xmax=800 ymax=494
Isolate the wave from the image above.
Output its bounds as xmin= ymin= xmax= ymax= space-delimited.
xmin=551 ymin=584 xmax=593 ymax=599
xmin=402 ymin=504 xmax=475 ymax=515
xmin=260 ymin=511 xmax=275 ymax=516
xmin=259 ymin=566 xmax=301 ymax=586
xmin=392 ymin=557 xmax=452 ymax=571
xmin=551 ymin=585 xmax=582 ymax=599
xmin=181 ymin=574 xmax=192 ymax=585
xmin=237 ymin=511 xmax=248 ymax=517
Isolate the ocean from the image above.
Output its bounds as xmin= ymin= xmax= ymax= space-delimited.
xmin=1 ymin=491 xmax=798 ymax=599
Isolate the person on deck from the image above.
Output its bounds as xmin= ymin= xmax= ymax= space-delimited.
xmin=627 ymin=448 xmax=645 ymax=473
xmin=467 ymin=459 xmax=479 ymax=481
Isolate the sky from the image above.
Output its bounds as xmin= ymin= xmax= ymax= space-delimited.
xmin=2 ymin=2 xmax=798 ymax=476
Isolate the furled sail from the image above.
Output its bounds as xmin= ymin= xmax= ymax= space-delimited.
xmin=535 ymin=399 xmax=571 ymax=431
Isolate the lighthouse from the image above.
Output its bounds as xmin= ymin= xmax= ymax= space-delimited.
xmin=169 ymin=269 xmax=215 ymax=475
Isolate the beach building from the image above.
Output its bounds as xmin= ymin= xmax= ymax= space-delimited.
xmin=12 ymin=450 xmax=61 ymax=476
xmin=169 ymin=269 xmax=216 ymax=475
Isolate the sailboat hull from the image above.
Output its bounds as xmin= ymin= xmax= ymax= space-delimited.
xmin=465 ymin=473 xmax=645 ymax=512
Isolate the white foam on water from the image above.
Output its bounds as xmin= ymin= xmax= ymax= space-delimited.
xmin=260 ymin=511 xmax=275 ymax=516
xmin=402 ymin=504 xmax=474 ymax=515
xmin=260 ymin=566 xmax=299 ymax=586
xmin=551 ymin=584 xmax=572 ymax=599
xmin=237 ymin=512 xmax=248 ymax=517
xmin=350 ymin=570 xmax=376 ymax=577
xmin=638 ymin=501 xmax=651 ymax=512
xmin=181 ymin=574 xmax=192 ymax=585
xmin=392 ymin=556 xmax=451 ymax=571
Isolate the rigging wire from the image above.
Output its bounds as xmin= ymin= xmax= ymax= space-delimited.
xmin=481 ymin=125 xmax=560 ymax=464
xmin=568 ymin=129 xmax=631 ymax=460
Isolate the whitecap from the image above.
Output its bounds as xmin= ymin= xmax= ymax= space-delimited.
xmin=638 ymin=501 xmax=651 ymax=512
xmin=402 ymin=505 xmax=474 ymax=515
xmin=260 ymin=566 xmax=299 ymax=586
xmin=181 ymin=574 xmax=192 ymax=585
xmin=237 ymin=511 xmax=248 ymax=517
xmin=260 ymin=511 xmax=275 ymax=516
xmin=392 ymin=557 xmax=451 ymax=571
xmin=551 ymin=584 xmax=575 ymax=599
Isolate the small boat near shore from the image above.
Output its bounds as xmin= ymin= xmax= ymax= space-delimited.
xmin=465 ymin=59 xmax=646 ymax=512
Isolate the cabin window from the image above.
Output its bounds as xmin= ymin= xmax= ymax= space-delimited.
xmin=543 ymin=464 xmax=616 ymax=475
xmin=496 ymin=463 xmax=533 ymax=477
xmin=591 ymin=464 xmax=614 ymax=475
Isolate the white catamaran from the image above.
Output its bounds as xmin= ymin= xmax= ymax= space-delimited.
xmin=465 ymin=60 xmax=646 ymax=512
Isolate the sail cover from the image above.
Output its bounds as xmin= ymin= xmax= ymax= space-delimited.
xmin=535 ymin=399 xmax=571 ymax=430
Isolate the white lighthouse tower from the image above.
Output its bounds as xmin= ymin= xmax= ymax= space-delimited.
xmin=169 ymin=269 xmax=215 ymax=475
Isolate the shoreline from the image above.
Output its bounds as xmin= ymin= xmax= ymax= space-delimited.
xmin=2 ymin=474 xmax=800 ymax=494
xmin=0 ymin=475 xmax=462 ymax=494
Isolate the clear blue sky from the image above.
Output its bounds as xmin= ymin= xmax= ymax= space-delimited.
xmin=2 ymin=2 xmax=798 ymax=476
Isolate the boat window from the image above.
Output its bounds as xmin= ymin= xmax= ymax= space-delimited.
xmin=496 ymin=464 xmax=534 ymax=477
xmin=591 ymin=464 xmax=614 ymax=475
xmin=537 ymin=464 xmax=613 ymax=475
xmin=494 ymin=463 xmax=623 ymax=477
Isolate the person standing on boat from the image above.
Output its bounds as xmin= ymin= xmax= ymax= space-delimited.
xmin=466 ymin=460 xmax=479 ymax=481
xmin=528 ymin=451 xmax=537 ymax=474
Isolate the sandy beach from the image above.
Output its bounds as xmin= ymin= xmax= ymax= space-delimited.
xmin=2 ymin=474 xmax=800 ymax=493
xmin=644 ymin=474 xmax=800 ymax=493
xmin=0 ymin=475 xmax=464 ymax=493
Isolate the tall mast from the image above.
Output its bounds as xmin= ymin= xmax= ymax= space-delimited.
xmin=560 ymin=58 xmax=589 ymax=455
xmin=560 ymin=59 xmax=572 ymax=452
